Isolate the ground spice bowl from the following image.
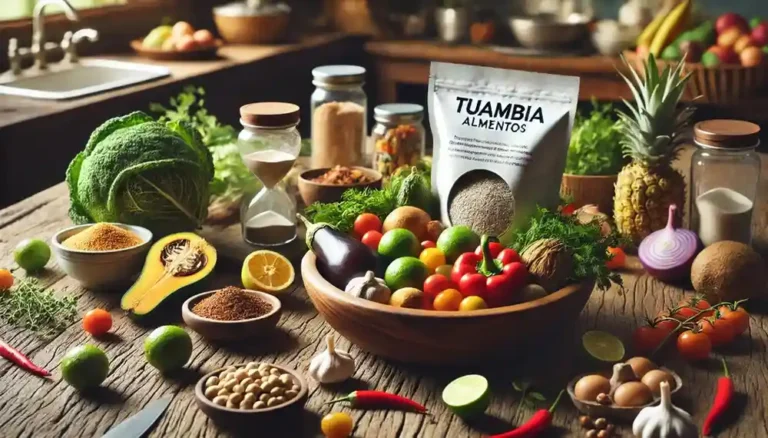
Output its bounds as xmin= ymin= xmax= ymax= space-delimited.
xmin=182 ymin=289 xmax=282 ymax=341
xmin=298 ymin=167 xmax=382 ymax=206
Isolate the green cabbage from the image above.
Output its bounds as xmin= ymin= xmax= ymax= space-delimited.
xmin=66 ymin=111 xmax=214 ymax=236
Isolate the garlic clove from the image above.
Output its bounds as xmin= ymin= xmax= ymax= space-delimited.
xmin=309 ymin=334 xmax=355 ymax=384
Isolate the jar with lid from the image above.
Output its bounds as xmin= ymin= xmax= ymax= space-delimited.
xmin=690 ymin=119 xmax=761 ymax=247
xmin=371 ymin=103 xmax=425 ymax=178
xmin=310 ymin=65 xmax=367 ymax=169
xmin=238 ymin=102 xmax=301 ymax=246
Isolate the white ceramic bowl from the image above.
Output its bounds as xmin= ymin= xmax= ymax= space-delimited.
xmin=51 ymin=223 xmax=153 ymax=290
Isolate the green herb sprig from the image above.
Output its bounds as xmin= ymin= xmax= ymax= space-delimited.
xmin=0 ymin=277 xmax=78 ymax=338
xmin=565 ymin=101 xmax=627 ymax=176
xmin=305 ymin=188 xmax=398 ymax=233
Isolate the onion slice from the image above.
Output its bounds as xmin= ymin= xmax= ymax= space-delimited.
xmin=638 ymin=205 xmax=701 ymax=282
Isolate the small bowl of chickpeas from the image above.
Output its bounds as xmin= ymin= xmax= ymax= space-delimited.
xmin=195 ymin=362 xmax=308 ymax=428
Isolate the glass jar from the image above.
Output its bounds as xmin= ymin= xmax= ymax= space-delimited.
xmin=310 ymin=65 xmax=367 ymax=168
xmin=690 ymin=119 xmax=761 ymax=247
xmin=371 ymin=103 xmax=425 ymax=178
xmin=238 ymin=102 xmax=301 ymax=247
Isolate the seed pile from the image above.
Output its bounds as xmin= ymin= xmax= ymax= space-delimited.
xmin=63 ymin=223 xmax=143 ymax=251
xmin=203 ymin=362 xmax=301 ymax=410
xmin=192 ymin=286 xmax=272 ymax=321
xmin=449 ymin=171 xmax=516 ymax=236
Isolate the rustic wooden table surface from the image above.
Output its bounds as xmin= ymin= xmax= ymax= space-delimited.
xmin=2 ymin=150 xmax=768 ymax=438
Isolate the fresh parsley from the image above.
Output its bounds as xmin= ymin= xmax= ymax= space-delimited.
xmin=565 ymin=101 xmax=627 ymax=176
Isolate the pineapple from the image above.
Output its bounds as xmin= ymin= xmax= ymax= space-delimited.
xmin=613 ymin=54 xmax=694 ymax=245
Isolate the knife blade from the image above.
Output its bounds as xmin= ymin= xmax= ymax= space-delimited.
xmin=101 ymin=396 xmax=172 ymax=438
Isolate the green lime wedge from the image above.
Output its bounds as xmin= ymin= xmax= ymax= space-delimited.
xmin=582 ymin=330 xmax=625 ymax=362
xmin=442 ymin=374 xmax=490 ymax=419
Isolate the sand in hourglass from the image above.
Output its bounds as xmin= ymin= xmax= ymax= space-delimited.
xmin=242 ymin=150 xmax=296 ymax=188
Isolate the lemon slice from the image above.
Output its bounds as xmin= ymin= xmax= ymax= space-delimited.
xmin=582 ymin=330 xmax=625 ymax=362
xmin=241 ymin=250 xmax=295 ymax=293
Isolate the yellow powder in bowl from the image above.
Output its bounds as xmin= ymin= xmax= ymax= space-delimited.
xmin=63 ymin=223 xmax=144 ymax=251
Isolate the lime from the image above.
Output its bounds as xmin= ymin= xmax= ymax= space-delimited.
xmin=384 ymin=257 xmax=428 ymax=291
xmin=144 ymin=325 xmax=193 ymax=373
xmin=378 ymin=229 xmax=420 ymax=260
xmin=582 ymin=330 xmax=625 ymax=362
xmin=442 ymin=374 xmax=490 ymax=419
xmin=60 ymin=344 xmax=109 ymax=391
xmin=437 ymin=226 xmax=480 ymax=263
xmin=14 ymin=238 xmax=51 ymax=272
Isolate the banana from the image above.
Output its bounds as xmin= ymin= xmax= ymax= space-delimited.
xmin=637 ymin=1 xmax=678 ymax=48
xmin=649 ymin=0 xmax=692 ymax=57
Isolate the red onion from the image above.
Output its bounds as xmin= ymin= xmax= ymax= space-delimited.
xmin=638 ymin=205 xmax=701 ymax=282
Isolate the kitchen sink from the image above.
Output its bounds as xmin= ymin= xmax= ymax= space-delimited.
xmin=0 ymin=59 xmax=170 ymax=100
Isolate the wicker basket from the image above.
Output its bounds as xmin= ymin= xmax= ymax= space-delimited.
xmin=623 ymin=50 xmax=768 ymax=104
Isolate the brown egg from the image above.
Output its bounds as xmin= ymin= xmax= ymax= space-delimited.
xmin=574 ymin=375 xmax=611 ymax=402
xmin=613 ymin=381 xmax=653 ymax=407
xmin=626 ymin=357 xmax=657 ymax=379
xmin=641 ymin=369 xmax=676 ymax=397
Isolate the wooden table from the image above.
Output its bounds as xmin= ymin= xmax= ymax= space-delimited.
xmin=2 ymin=163 xmax=768 ymax=437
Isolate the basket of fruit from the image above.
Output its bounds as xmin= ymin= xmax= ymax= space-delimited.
xmin=132 ymin=21 xmax=222 ymax=61
xmin=627 ymin=4 xmax=768 ymax=103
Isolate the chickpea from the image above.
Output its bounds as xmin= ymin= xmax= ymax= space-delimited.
xmin=247 ymin=369 xmax=259 ymax=379
xmin=253 ymin=378 xmax=263 ymax=386
xmin=218 ymin=370 xmax=229 ymax=379
xmin=233 ymin=384 xmax=244 ymax=394
xmin=259 ymin=370 xmax=270 ymax=378
xmin=204 ymin=386 xmax=219 ymax=399
xmin=579 ymin=416 xmax=592 ymax=429
xmin=243 ymin=393 xmax=256 ymax=403
xmin=596 ymin=393 xmax=611 ymax=405
xmin=585 ymin=430 xmax=598 ymax=438
xmin=217 ymin=388 xmax=231 ymax=397
xmin=228 ymin=393 xmax=243 ymax=404
xmin=266 ymin=398 xmax=279 ymax=407
xmin=241 ymin=378 xmax=253 ymax=387
xmin=593 ymin=418 xmax=608 ymax=430
xmin=234 ymin=369 xmax=248 ymax=381
xmin=258 ymin=363 xmax=269 ymax=370
xmin=278 ymin=374 xmax=292 ymax=386
xmin=245 ymin=362 xmax=259 ymax=370
xmin=226 ymin=400 xmax=238 ymax=409
xmin=275 ymin=396 xmax=285 ymax=404
xmin=254 ymin=401 xmax=266 ymax=409
xmin=268 ymin=375 xmax=279 ymax=384
xmin=284 ymin=390 xmax=298 ymax=399
xmin=240 ymin=399 xmax=254 ymax=410
xmin=270 ymin=368 xmax=281 ymax=376
xmin=212 ymin=395 xmax=228 ymax=406
xmin=223 ymin=380 xmax=237 ymax=391
xmin=270 ymin=387 xmax=284 ymax=396
xmin=291 ymin=385 xmax=300 ymax=392
xmin=205 ymin=376 xmax=220 ymax=387
xmin=259 ymin=393 xmax=270 ymax=402
xmin=261 ymin=382 xmax=274 ymax=392
xmin=245 ymin=384 xmax=260 ymax=394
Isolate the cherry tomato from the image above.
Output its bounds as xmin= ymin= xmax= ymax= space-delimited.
xmin=421 ymin=240 xmax=436 ymax=249
xmin=459 ymin=296 xmax=488 ymax=311
xmin=423 ymin=274 xmax=456 ymax=299
xmin=501 ymin=262 xmax=528 ymax=291
xmin=677 ymin=329 xmax=712 ymax=361
xmin=419 ymin=248 xmax=446 ymax=274
xmin=455 ymin=253 xmax=480 ymax=268
xmin=433 ymin=288 xmax=463 ymax=311
xmin=0 ymin=269 xmax=13 ymax=291
xmin=360 ymin=230 xmax=382 ymax=251
xmin=475 ymin=241 xmax=503 ymax=258
xmin=673 ymin=296 xmax=713 ymax=320
xmin=353 ymin=213 xmax=382 ymax=238
xmin=459 ymin=273 xmax=487 ymax=299
xmin=718 ymin=305 xmax=750 ymax=335
xmin=435 ymin=264 xmax=453 ymax=278
xmin=697 ymin=317 xmax=736 ymax=347
xmin=321 ymin=412 xmax=354 ymax=438
xmin=451 ymin=263 xmax=476 ymax=285
xmin=605 ymin=247 xmax=626 ymax=270
xmin=561 ymin=203 xmax=577 ymax=215
xmin=654 ymin=315 xmax=680 ymax=334
xmin=83 ymin=308 xmax=112 ymax=336
xmin=497 ymin=248 xmax=520 ymax=265
xmin=632 ymin=325 xmax=668 ymax=355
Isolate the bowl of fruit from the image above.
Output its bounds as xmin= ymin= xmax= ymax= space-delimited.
xmin=299 ymin=202 xmax=615 ymax=365
xmin=132 ymin=21 xmax=222 ymax=61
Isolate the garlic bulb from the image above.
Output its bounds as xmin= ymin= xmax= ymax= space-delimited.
xmin=309 ymin=335 xmax=355 ymax=384
xmin=633 ymin=381 xmax=698 ymax=438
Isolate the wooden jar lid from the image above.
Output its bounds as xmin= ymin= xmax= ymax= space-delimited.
xmin=240 ymin=102 xmax=300 ymax=127
xmin=694 ymin=119 xmax=760 ymax=149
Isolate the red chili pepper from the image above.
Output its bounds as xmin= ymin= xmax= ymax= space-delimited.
xmin=0 ymin=339 xmax=50 ymax=377
xmin=328 ymin=390 xmax=426 ymax=412
xmin=454 ymin=235 xmax=528 ymax=306
xmin=490 ymin=390 xmax=564 ymax=438
xmin=702 ymin=358 xmax=734 ymax=436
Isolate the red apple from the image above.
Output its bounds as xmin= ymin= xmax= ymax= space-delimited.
xmin=716 ymin=13 xmax=750 ymax=35
xmin=708 ymin=45 xmax=740 ymax=64
xmin=752 ymin=22 xmax=768 ymax=46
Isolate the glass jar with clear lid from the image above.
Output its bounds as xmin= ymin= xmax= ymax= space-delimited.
xmin=238 ymin=102 xmax=301 ymax=246
xmin=310 ymin=65 xmax=367 ymax=168
xmin=371 ymin=103 xmax=425 ymax=178
xmin=690 ymin=119 xmax=761 ymax=247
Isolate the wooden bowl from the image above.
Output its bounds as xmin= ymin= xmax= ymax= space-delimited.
xmin=560 ymin=174 xmax=618 ymax=215
xmin=195 ymin=363 xmax=307 ymax=430
xmin=213 ymin=8 xmax=289 ymax=44
xmin=181 ymin=290 xmax=282 ymax=341
xmin=567 ymin=368 xmax=683 ymax=421
xmin=130 ymin=39 xmax=222 ymax=61
xmin=298 ymin=167 xmax=382 ymax=206
xmin=302 ymin=252 xmax=595 ymax=365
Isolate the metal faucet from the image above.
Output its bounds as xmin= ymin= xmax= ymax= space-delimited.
xmin=61 ymin=28 xmax=99 ymax=63
xmin=32 ymin=0 xmax=79 ymax=69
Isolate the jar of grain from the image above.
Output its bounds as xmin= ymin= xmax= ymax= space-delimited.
xmin=310 ymin=65 xmax=367 ymax=169
xmin=691 ymin=120 xmax=761 ymax=247
xmin=371 ymin=103 xmax=425 ymax=178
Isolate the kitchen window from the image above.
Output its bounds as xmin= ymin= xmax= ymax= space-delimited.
xmin=1 ymin=0 xmax=128 ymax=21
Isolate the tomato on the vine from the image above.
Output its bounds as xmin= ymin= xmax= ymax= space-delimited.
xmin=717 ymin=304 xmax=750 ymax=335
xmin=673 ymin=296 xmax=712 ymax=321
xmin=632 ymin=325 xmax=669 ymax=355
xmin=677 ymin=329 xmax=712 ymax=361
xmin=697 ymin=317 xmax=736 ymax=347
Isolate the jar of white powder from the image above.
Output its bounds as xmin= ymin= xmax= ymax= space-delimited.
xmin=691 ymin=120 xmax=761 ymax=247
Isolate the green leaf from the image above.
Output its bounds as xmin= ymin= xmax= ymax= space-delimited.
xmin=512 ymin=381 xmax=523 ymax=392
xmin=523 ymin=399 xmax=535 ymax=408
xmin=528 ymin=392 xmax=546 ymax=401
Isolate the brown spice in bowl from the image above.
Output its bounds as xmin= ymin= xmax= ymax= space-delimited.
xmin=312 ymin=166 xmax=372 ymax=185
xmin=63 ymin=223 xmax=143 ymax=251
xmin=192 ymin=286 xmax=272 ymax=321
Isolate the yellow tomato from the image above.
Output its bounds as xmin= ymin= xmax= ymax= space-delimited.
xmin=321 ymin=412 xmax=354 ymax=438
xmin=419 ymin=248 xmax=446 ymax=274
xmin=459 ymin=296 xmax=488 ymax=311
xmin=433 ymin=288 xmax=463 ymax=311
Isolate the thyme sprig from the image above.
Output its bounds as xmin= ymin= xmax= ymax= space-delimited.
xmin=0 ymin=277 xmax=78 ymax=338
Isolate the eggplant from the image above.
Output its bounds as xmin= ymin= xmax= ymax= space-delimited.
xmin=299 ymin=215 xmax=379 ymax=289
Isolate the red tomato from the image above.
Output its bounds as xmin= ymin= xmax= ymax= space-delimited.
xmin=421 ymin=240 xmax=436 ymax=249
xmin=501 ymin=262 xmax=528 ymax=291
xmin=561 ymin=203 xmax=577 ymax=215
xmin=718 ymin=305 xmax=750 ymax=335
xmin=605 ymin=247 xmax=626 ymax=270
xmin=497 ymin=248 xmax=520 ymax=265
xmin=632 ymin=325 xmax=668 ymax=355
xmin=83 ymin=308 xmax=112 ymax=336
xmin=451 ymin=263 xmax=477 ymax=285
xmin=353 ymin=213 xmax=382 ymax=238
xmin=455 ymin=253 xmax=480 ymax=268
xmin=423 ymin=274 xmax=456 ymax=299
xmin=475 ymin=241 xmax=503 ymax=258
xmin=361 ymin=231 xmax=382 ymax=251
xmin=459 ymin=273 xmax=487 ymax=299
xmin=674 ymin=296 xmax=713 ymax=320
xmin=677 ymin=330 xmax=712 ymax=361
xmin=654 ymin=316 xmax=680 ymax=334
xmin=697 ymin=317 xmax=736 ymax=347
